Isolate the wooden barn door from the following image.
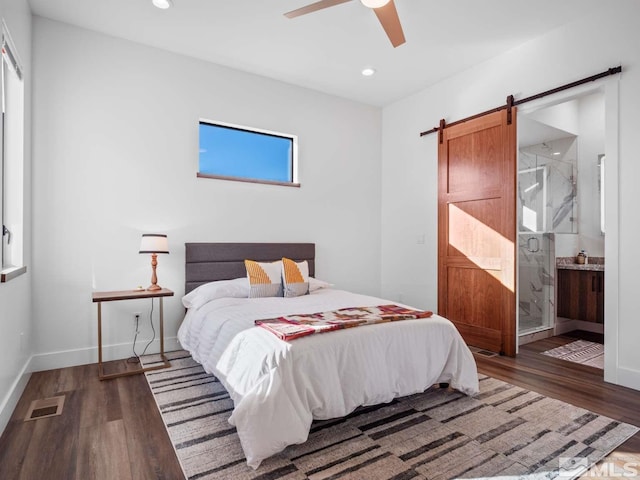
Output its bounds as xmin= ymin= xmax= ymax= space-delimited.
xmin=438 ymin=109 xmax=517 ymax=356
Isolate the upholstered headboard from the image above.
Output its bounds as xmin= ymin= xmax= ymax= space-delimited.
xmin=185 ymin=243 xmax=315 ymax=294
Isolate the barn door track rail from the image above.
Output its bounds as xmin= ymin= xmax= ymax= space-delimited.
xmin=420 ymin=66 xmax=622 ymax=143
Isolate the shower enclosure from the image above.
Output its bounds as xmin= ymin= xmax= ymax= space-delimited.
xmin=518 ymin=137 xmax=577 ymax=336
xmin=518 ymin=231 xmax=553 ymax=333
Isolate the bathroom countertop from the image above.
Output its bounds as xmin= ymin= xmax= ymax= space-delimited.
xmin=556 ymin=256 xmax=604 ymax=272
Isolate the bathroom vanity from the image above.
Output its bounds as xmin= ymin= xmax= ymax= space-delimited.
xmin=556 ymin=257 xmax=604 ymax=323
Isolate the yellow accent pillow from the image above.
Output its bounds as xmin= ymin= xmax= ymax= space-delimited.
xmin=244 ymin=260 xmax=283 ymax=298
xmin=282 ymin=258 xmax=309 ymax=298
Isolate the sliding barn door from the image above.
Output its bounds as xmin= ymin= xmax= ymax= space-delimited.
xmin=438 ymin=109 xmax=516 ymax=356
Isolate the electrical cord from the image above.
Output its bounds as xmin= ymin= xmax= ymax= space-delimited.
xmin=141 ymin=298 xmax=156 ymax=357
xmin=127 ymin=298 xmax=156 ymax=363
xmin=127 ymin=314 xmax=141 ymax=363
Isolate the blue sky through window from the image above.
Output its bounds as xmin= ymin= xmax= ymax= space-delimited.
xmin=199 ymin=122 xmax=293 ymax=183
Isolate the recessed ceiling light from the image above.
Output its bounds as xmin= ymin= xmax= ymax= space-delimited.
xmin=152 ymin=0 xmax=172 ymax=9
xmin=360 ymin=0 xmax=391 ymax=8
xmin=553 ymin=152 xmax=561 ymax=156
xmin=361 ymin=67 xmax=376 ymax=77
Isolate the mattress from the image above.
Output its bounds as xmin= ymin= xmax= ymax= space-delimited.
xmin=177 ymin=288 xmax=479 ymax=468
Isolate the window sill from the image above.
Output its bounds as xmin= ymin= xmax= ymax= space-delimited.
xmin=1 ymin=265 xmax=27 ymax=283
xmin=197 ymin=172 xmax=300 ymax=188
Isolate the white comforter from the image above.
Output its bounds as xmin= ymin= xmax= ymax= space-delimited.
xmin=177 ymin=289 xmax=479 ymax=469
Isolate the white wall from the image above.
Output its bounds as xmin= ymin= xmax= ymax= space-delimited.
xmin=381 ymin=2 xmax=640 ymax=389
xmin=527 ymin=100 xmax=579 ymax=136
xmin=0 ymin=0 xmax=32 ymax=433
xmin=31 ymin=17 xmax=382 ymax=368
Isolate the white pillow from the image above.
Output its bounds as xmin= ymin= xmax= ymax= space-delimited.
xmin=309 ymin=277 xmax=332 ymax=292
xmin=182 ymin=277 xmax=250 ymax=310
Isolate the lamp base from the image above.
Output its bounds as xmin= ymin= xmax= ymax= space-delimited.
xmin=147 ymin=284 xmax=162 ymax=291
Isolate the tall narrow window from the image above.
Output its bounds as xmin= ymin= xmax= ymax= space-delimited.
xmin=198 ymin=120 xmax=299 ymax=187
xmin=1 ymin=21 xmax=25 ymax=274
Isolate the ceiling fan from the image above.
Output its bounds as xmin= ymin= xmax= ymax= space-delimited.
xmin=285 ymin=0 xmax=406 ymax=48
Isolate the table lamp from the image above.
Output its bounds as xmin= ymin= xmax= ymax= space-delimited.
xmin=139 ymin=234 xmax=169 ymax=291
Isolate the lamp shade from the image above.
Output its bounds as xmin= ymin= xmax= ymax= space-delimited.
xmin=139 ymin=234 xmax=169 ymax=254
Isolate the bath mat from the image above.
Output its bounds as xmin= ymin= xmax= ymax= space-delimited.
xmin=541 ymin=340 xmax=604 ymax=369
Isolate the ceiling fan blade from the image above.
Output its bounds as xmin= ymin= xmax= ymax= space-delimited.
xmin=285 ymin=0 xmax=353 ymax=19
xmin=373 ymin=0 xmax=405 ymax=47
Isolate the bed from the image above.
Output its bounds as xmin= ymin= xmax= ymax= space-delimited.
xmin=178 ymin=242 xmax=479 ymax=469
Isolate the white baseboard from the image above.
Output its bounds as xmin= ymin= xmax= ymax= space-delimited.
xmin=518 ymin=327 xmax=554 ymax=346
xmin=29 ymin=337 xmax=182 ymax=372
xmin=0 ymin=356 xmax=33 ymax=436
xmin=554 ymin=318 xmax=604 ymax=335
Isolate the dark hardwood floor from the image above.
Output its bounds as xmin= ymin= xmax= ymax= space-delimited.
xmin=0 ymin=332 xmax=638 ymax=480
xmin=0 ymin=359 xmax=184 ymax=480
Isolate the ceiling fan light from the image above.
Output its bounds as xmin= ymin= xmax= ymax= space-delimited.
xmin=360 ymin=0 xmax=391 ymax=8
xmin=152 ymin=0 xmax=173 ymax=9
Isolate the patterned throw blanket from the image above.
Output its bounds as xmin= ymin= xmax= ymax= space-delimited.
xmin=255 ymin=304 xmax=433 ymax=341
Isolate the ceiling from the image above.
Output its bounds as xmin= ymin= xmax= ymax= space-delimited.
xmin=28 ymin=0 xmax=605 ymax=106
xmin=518 ymin=115 xmax=576 ymax=150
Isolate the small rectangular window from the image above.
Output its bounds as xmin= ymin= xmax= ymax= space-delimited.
xmin=198 ymin=120 xmax=299 ymax=187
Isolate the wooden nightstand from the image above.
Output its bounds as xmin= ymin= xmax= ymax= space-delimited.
xmin=92 ymin=288 xmax=174 ymax=380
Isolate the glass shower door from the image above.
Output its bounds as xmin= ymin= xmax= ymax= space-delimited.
xmin=518 ymin=151 xmax=554 ymax=334
xmin=518 ymin=232 xmax=553 ymax=333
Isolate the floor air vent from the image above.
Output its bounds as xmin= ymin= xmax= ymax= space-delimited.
xmin=475 ymin=350 xmax=498 ymax=357
xmin=468 ymin=346 xmax=498 ymax=358
xmin=24 ymin=395 xmax=65 ymax=421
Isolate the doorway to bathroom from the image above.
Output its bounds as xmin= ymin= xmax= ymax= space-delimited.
xmin=517 ymin=89 xmax=606 ymax=349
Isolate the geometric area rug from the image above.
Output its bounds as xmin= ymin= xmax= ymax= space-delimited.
xmin=541 ymin=340 xmax=605 ymax=369
xmin=143 ymin=351 xmax=637 ymax=480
